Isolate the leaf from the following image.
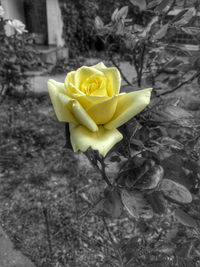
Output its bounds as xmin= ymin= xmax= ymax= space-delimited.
xmin=111 ymin=8 xmax=119 ymax=22
xmin=139 ymin=16 xmax=158 ymax=38
xmin=153 ymin=105 xmax=194 ymax=128
xmin=175 ymin=242 xmax=193 ymax=258
xmin=171 ymin=9 xmax=189 ymax=23
xmin=174 ymin=8 xmax=196 ymax=26
xmin=164 ymin=58 xmax=184 ymax=68
xmin=176 ymin=257 xmax=196 ymax=267
xmin=152 ymin=23 xmax=169 ymax=40
xmin=181 ymin=27 xmax=200 ymax=35
xmin=92 ymin=188 xmax=123 ymax=218
xmin=134 ymin=165 xmax=164 ymax=190
xmin=147 ymin=0 xmax=162 ymax=9
xmin=104 ymin=188 xmax=123 ymax=218
xmin=155 ymin=0 xmax=172 ymax=13
xmin=121 ymin=189 xmax=153 ymax=219
xmin=178 ymin=63 xmax=193 ymax=72
xmin=174 ymin=208 xmax=197 ymax=228
xmin=116 ymin=6 xmax=129 ymax=20
xmin=159 ymin=179 xmax=193 ymax=204
xmin=129 ymin=0 xmax=147 ymax=11
xmin=95 ymin=16 xmax=104 ymax=29
xmin=168 ymin=76 xmax=180 ymax=87
xmin=146 ymin=191 xmax=166 ymax=215
xmin=158 ymin=137 xmax=184 ymax=150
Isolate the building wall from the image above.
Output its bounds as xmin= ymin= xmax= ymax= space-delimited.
xmin=2 ymin=0 xmax=25 ymax=21
xmin=46 ymin=0 xmax=65 ymax=47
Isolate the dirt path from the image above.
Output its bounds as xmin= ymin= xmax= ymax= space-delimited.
xmin=0 ymin=225 xmax=36 ymax=267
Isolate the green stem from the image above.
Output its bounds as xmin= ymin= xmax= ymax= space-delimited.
xmin=84 ymin=152 xmax=112 ymax=187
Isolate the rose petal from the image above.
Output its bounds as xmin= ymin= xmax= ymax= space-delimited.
xmin=65 ymin=71 xmax=85 ymax=95
xmin=92 ymin=62 xmax=107 ymax=69
xmin=100 ymin=67 xmax=121 ymax=96
xmin=47 ymin=80 xmax=78 ymax=124
xmin=75 ymin=66 xmax=105 ymax=90
xmin=72 ymin=94 xmax=109 ymax=110
xmin=72 ymin=101 xmax=98 ymax=132
xmin=48 ymin=79 xmax=67 ymax=94
xmin=87 ymin=96 xmax=118 ymax=124
xmin=69 ymin=124 xmax=123 ymax=157
xmin=105 ymin=88 xmax=152 ymax=129
xmin=90 ymin=81 xmax=108 ymax=96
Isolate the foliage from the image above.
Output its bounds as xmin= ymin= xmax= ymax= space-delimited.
xmin=67 ymin=94 xmax=200 ymax=266
xmin=59 ymin=0 xmax=99 ymax=56
xmin=95 ymin=0 xmax=200 ymax=91
xmin=53 ymin=1 xmax=200 ymax=265
xmin=0 ymin=14 xmax=44 ymax=100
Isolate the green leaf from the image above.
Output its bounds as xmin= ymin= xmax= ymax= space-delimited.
xmin=134 ymin=165 xmax=164 ymax=190
xmin=159 ymin=179 xmax=192 ymax=204
xmin=95 ymin=16 xmax=104 ymax=29
xmin=176 ymin=257 xmax=196 ymax=267
xmin=174 ymin=8 xmax=196 ymax=26
xmin=158 ymin=137 xmax=184 ymax=150
xmin=174 ymin=208 xmax=197 ymax=228
xmin=155 ymin=0 xmax=172 ymax=13
xmin=129 ymin=0 xmax=147 ymax=11
xmin=146 ymin=191 xmax=166 ymax=215
xmin=147 ymin=0 xmax=162 ymax=9
xmin=139 ymin=16 xmax=158 ymax=38
xmin=111 ymin=8 xmax=119 ymax=22
xmin=152 ymin=23 xmax=169 ymax=40
xmin=168 ymin=76 xmax=180 ymax=88
xmin=116 ymin=6 xmax=129 ymax=20
xmin=181 ymin=27 xmax=200 ymax=35
xmin=121 ymin=189 xmax=153 ymax=219
xmin=104 ymin=187 xmax=123 ymax=218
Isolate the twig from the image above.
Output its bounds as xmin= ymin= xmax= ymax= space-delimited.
xmin=138 ymin=42 xmax=146 ymax=87
xmin=157 ymin=71 xmax=200 ymax=97
xmin=42 ymin=207 xmax=53 ymax=259
xmin=84 ymin=152 xmax=112 ymax=186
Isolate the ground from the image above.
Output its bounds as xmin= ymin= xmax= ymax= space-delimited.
xmin=0 ymin=58 xmax=200 ymax=267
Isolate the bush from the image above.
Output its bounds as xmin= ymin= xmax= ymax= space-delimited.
xmin=0 ymin=11 xmax=44 ymax=100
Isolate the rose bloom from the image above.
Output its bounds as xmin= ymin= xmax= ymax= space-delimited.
xmin=7 ymin=19 xmax=27 ymax=34
xmin=48 ymin=62 xmax=152 ymax=156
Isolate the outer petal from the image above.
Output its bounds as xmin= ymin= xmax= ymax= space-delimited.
xmin=105 ymin=88 xmax=152 ymax=129
xmin=48 ymin=79 xmax=67 ymax=94
xmin=87 ymin=96 xmax=118 ymax=124
xmin=72 ymin=101 xmax=98 ymax=132
xmin=92 ymin=62 xmax=107 ymax=70
xmin=75 ymin=66 xmax=105 ymax=89
xmin=100 ymin=67 xmax=121 ymax=96
xmin=69 ymin=124 xmax=123 ymax=157
xmin=71 ymin=94 xmax=109 ymax=110
xmin=47 ymin=79 xmax=78 ymax=124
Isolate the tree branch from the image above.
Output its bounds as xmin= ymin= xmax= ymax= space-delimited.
xmin=157 ymin=71 xmax=200 ymax=97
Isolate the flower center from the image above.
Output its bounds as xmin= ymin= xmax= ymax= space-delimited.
xmin=81 ymin=75 xmax=103 ymax=95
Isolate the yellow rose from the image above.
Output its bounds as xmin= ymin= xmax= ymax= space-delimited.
xmin=47 ymin=62 xmax=152 ymax=156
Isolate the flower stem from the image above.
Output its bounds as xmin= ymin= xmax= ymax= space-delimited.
xmin=84 ymin=151 xmax=112 ymax=187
